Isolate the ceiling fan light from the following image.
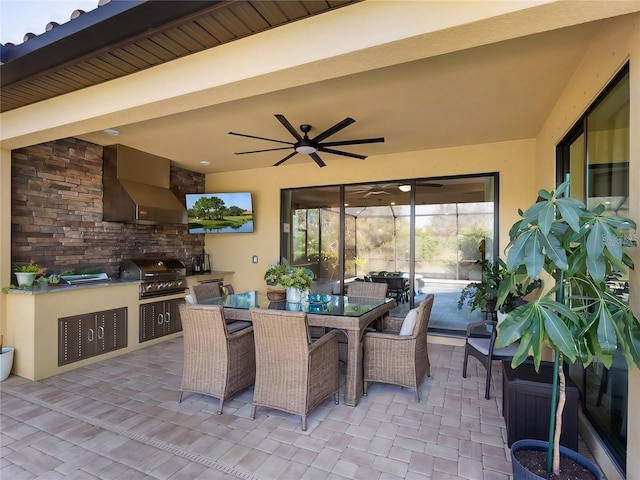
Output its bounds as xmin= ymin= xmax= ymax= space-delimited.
xmin=295 ymin=145 xmax=317 ymax=154
xmin=399 ymin=185 xmax=411 ymax=192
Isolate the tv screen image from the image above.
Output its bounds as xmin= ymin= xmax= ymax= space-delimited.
xmin=186 ymin=192 xmax=254 ymax=234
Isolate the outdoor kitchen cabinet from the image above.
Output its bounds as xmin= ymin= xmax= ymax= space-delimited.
xmin=139 ymin=298 xmax=184 ymax=342
xmin=58 ymin=307 xmax=128 ymax=365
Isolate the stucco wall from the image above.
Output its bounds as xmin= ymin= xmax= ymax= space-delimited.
xmin=536 ymin=12 xmax=640 ymax=478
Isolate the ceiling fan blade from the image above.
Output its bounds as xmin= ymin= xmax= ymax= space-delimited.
xmin=275 ymin=114 xmax=303 ymax=141
xmin=309 ymin=152 xmax=326 ymax=168
xmin=229 ymin=131 xmax=293 ymax=146
xmin=318 ymin=146 xmax=366 ymax=160
xmin=311 ymin=117 xmax=355 ymax=143
xmin=273 ymin=151 xmax=298 ymax=166
xmin=234 ymin=147 xmax=293 ymax=155
xmin=321 ymin=137 xmax=385 ymax=147
xmin=364 ymin=191 xmax=391 ymax=197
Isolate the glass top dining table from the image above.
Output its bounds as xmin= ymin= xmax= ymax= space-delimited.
xmin=200 ymin=290 xmax=391 ymax=316
xmin=199 ymin=291 xmax=396 ymax=406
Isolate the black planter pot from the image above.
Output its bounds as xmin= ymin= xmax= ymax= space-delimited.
xmin=511 ymin=439 xmax=601 ymax=480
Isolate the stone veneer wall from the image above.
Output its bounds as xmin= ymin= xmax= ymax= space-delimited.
xmin=11 ymin=138 xmax=205 ymax=278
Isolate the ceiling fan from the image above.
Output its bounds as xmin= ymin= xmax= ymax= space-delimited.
xmin=347 ymin=182 xmax=443 ymax=198
xmin=228 ymin=114 xmax=384 ymax=167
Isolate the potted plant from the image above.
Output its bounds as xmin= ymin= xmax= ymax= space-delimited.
xmin=13 ymin=262 xmax=40 ymax=287
xmin=0 ymin=335 xmax=14 ymax=382
xmin=264 ymin=263 xmax=289 ymax=300
xmin=458 ymin=259 xmax=538 ymax=317
xmin=496 ymin=181 xmax=640 ymax=478
xmin=264 ymin=264 xmax=313 ymax=303
xmin=458 ymin=259 xmax=501 ymax=315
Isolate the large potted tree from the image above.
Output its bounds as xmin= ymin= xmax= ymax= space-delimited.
xmin=496 ymin=180 xmax=640 ymax=479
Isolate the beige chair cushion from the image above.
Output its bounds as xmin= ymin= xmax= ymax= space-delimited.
xmin=399 ymin=308 xmax=419 ymax=336
xmin=467 ymin=337 xmax=519 ymax=357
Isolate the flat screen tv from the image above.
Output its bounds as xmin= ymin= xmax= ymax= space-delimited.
xmin=186 ymin=192 xmax=254 ymax=234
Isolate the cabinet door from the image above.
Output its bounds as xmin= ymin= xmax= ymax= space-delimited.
xmin=165 ymin=299 xmax=184 ymax=335
xmin=59 ymin=314 xmax=97 ymax=365
xmin=96 ymin=307 xmax=128 ymax=353
xmin=140 ymin=302 xmax=163 ymax=342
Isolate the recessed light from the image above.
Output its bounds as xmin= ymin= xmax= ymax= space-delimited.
xmin=104 ymin=129 xmax=120 ymax=136
xmin=398 ymin=185 xmax=411 ymax=192
xmin=200 ymin=161 xmax=211 ymax=166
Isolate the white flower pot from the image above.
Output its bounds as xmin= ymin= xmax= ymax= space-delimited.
xmin=286 ymin=287 xmax=302 ymax=304
xmin=0 ymin=347 xmax=15 ymax=381
xmin=15 ymin=272 xmax=36 ymax=287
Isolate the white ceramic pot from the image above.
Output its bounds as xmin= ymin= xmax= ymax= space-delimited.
xmin=286 ymin=287 xmax=302 ymax=304
xmin=15 ymin=272 xmax=36 ymax=287
xmin=0 ymin=347 xmax=15 ymax=381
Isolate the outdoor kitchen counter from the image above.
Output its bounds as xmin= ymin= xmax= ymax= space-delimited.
xmin=4 ymin=271 xmax=234 ymax=295
xmin=3 ymin=271 xmax=234 ymax=381
xmin=3 ymin=278 xmax=139 ymax=295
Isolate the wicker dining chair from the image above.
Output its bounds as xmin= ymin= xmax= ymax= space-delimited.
xmin=363 ymin=294 xmax=434 ymax=401
xmin=177 ymin=304 xmax=255 ymax=414
xmin=347 ymin=281 xmax=388 ymax=299
xmin=249 ymin=308 xmax=340 ymax=431
xmin=189 ymin=282 xmax=221 ymax=303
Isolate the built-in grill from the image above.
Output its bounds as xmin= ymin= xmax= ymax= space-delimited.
xmin=120 ymin=258 xmax=186 ymax=298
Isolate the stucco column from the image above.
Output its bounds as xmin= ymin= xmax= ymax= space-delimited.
xmin=0 ymin=148 xmax=11 ymax=334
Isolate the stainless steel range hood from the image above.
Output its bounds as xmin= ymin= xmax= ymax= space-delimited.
xmin=103 ymin=145 xmax=187 ymax=225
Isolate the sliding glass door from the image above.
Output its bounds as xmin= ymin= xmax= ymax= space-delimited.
xmin=560 ymin=64 xmax=629 ymax=473
xmin=281 ymin=174 xmax=498 ymax=335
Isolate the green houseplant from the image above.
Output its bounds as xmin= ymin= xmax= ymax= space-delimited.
xmin=495 ymin=181 xmax=640 ymax=477
xmin=13 ymin=262 xmax=40 ymax=287
xmin=458 ymin=258 xmax=539 ymax=315
xmin=264 ymin=264 xmax=313 ymax=302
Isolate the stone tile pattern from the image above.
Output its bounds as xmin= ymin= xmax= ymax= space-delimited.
xmin=10 ymin=138 xmax=205 ymax=277
xmin=0 ymin=340 xmax=605 ymax=479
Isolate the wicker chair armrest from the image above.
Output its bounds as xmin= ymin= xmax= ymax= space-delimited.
xmin=228 ymin=328 xmax=255 ymax=359
xmin=228 ymin=325 xmax=254 ymax=339
xmin=309 ymin=329 xmax=339 ymax=354
xmin=364 ymin=332 xmax=415 ymax=362
xmin=381 ymin=315 xmax=404 ymax=333
xmin=364 ymin=331 xmax=413 ymax=343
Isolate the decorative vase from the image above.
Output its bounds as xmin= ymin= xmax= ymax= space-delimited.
xmin=0 ymin=347 xmax=15 ymax=382
xmin=510 ymin=439 xmax=601 ymax=480
xmin=286 ymin=287 xmax=302 ymax=303
xmin=15 ymin=272 xmax=36 ymax=287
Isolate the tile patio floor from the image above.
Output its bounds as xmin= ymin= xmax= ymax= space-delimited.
xmin=1 ymin=338 xmax=604 ymax=479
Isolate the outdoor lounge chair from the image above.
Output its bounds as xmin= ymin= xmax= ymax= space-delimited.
xmin=363 ymin=294 xmax=434 ymax=401
xmin=177 ymin=304 xmax=255 ymax=414
xmin=347 ymin=281 xmax=388 ymax=299
xmin=189 ymin=281 xmax=221 ymax=303
xmin=462 ymin=319 xmax=519 ymax=399
xmin=249 ymin=308 xmax=340 ymax=431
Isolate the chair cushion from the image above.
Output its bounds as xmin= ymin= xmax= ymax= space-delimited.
xmin=227 ymin=321 xmax=252 ymax=334
xmin=399 ymin=308 xmax=419 ymax=336
xmin=468 ymin=337 xmax=519 ymax=357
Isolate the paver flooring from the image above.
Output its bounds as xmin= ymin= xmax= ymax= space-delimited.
xmin=0 ymin=338 xmax=601 ymax=479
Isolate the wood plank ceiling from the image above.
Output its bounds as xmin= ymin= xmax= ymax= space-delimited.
xmin=0 ymin=0 xmax=359 ymax=113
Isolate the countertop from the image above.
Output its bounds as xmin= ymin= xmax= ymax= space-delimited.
xmin=4 ymin=278 xmax=139 ymax=295
xmin=4 ymin=271 xmax=235 ymax=295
